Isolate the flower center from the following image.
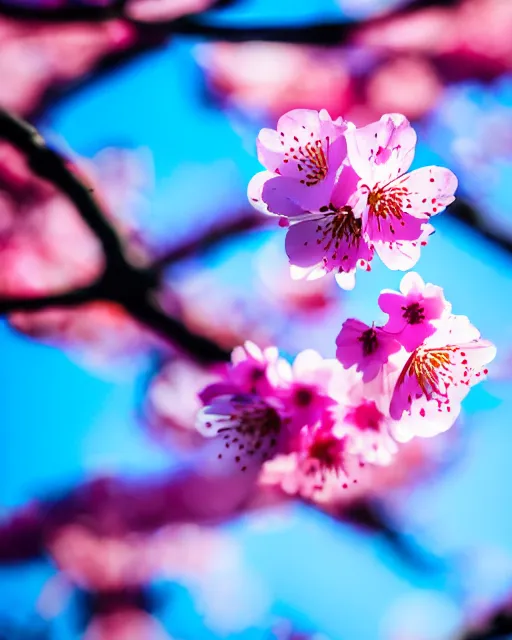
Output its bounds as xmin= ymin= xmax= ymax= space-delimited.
xmin=346 ymin=400 xmax=383 ymax=431
xmin=316 ymin=206 xmax=362 ymax=259
xmin=397 ymin=346 xmax=456 ymax=406
xmin=296 ymin=139 xmax=328 ymax=186
xmin=358 ymin=327 xmax=378 ymax=356
xmin=367 ymin=185 xmax=409 ymax=233
xmin=294 ymin=386 xmax=314 ymax=407
xmin=402 ymin=302 xmax=425 ymax=325
xmin=307 ymin=432 xmax=346 ymax=474
xmin=216 ymin=399 xmax=281 ymax=470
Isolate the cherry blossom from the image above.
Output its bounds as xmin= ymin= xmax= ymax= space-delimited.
xmin=196 ymin=393 xmax=283 ymax=475
xmin=0 ymin=17 xmax=135 ymax=117
xmin=378 ymin=271 xmax=451 ymax=351
xmin=249 ymin=108 xmax=351 ymax=214
xmin=248 ymin=109 xmax=375 ymax=289
xmin=277 ymin=349 xmax=341 ymax=432
xmin=283 ymin=199 xmax=375 ymax=291
xmin=146 ymin=358 xmax=219 ymax=449
xmin=248 ymin=110 xmax=458 ymax=288
xmin=389 ymin=314 xmax=496 ymax=441
xmin=195 ymin=42 xmax=352 ymax=118
xmin=259 ymin=415 xmax=359 ymax=501
xmin=335 ymin=318 xmax=401 ymax=382
xmin=199 ymin=340 xmax=284 ymax=403
xmin=345 ymin=113 xmax=458 ymax=269
xmin=330 ymin=368 xmax=398 ymax=466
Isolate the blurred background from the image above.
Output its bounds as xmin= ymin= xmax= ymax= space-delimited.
xmin=1 ymin=0 xmax=512 ymax=638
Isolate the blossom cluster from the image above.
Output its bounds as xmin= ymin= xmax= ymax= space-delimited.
xmin=190 ymin=108 xmax=495 ymax=501
xmin=195 ymin=272 xmax=495 ymax=497
xmin=248 ymin=109 xmax=457 ymax=289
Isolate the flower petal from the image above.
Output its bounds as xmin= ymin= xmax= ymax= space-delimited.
xmin=345 ymin=113 xmax=417 ymax=185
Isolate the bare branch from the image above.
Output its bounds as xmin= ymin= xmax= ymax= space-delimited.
xmin=0 ymin=109 xmax=230 ymax=362
xmin=0 ymin=109 xmax=126 ymax=266
xmin=0 ymin=285 xmax=99 ymax=315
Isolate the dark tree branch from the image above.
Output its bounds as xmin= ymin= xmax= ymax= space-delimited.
xmin=0 ymin=0 xmax=123 ymax=21
xmin=0 ymin=285 xmax=99 ymax=314
xmin=124 ymin=294 xmax=231 ymax=362
xmin=0 ymin=108 xmax=230 ymax=363
xmin=458 ymin=606 xmax=512 ymax=640
xmin=0 ymin=110 xmax=126 ymax=266
xmin=449 ymin=198 xmax=512 ymax=256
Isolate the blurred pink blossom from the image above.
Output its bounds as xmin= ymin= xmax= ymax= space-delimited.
xmin=84 ymin=610 xmax=171 ymax=640
xmin=256 ymin=240 xmax=338 ymax=314
xmin=0 ymin=18 xmax=135 ymax=116
xmin=356 ymin=0 xmax=512 ymax=80
xmin=126 ymin=0 xmax=215 ymax=22
xmin=0 ymin=145 xmax=154 ymax=356
xmin=146 ymin=358 xmax=219 ymax=449
xmin=195 ymin=42 xmax=352 ymax=118
xmin=365 ymin=57 xmax=442 ymax=122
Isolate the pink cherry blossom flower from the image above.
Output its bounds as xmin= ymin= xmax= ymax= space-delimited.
xmin=249 ymin=108 xmax=350 ymax=213
xmin=389 ymin=314 xmax=496 ymax=441
xmin=378 ymin=271 xmax=451 ymax=351
xmin=277 ymin=349 xmax=341 ymax=432
xmin=0 ymin=17 xmax=135 ymax=117
xmin=248 ymin=110 xmax=375 ymax=289
xmin=146 ymin=358 xmax=219 ymax=450
xmin=345 ymin=113 xmax=458 ymax=269
xmin=265 ymin=417 xmax=358 ymax=499
xmin=196 ymin=393 xmax=283 ymax=475
xmin=199 ymin=340 xmax=284 ymax=403
xmin=283 ymin=196 xmax=375 ymax=290
xmin=261 ymin=426 xmax=455 ymax=508
xmin=331 ymin=368 xmax=398 ymax=466
xmin=335 ymin=318 xmax=401 ymax=382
